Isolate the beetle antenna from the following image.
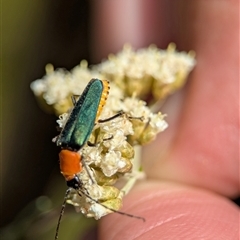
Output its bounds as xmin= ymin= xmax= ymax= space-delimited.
xmin=55 ymin=188 xmax=71 ymax=240
xmin=76 ymin=187 xmax=145 ymax=222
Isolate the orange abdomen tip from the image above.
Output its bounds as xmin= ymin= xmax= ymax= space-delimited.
xmin=59 ymin=150 xmax=82 ymax=181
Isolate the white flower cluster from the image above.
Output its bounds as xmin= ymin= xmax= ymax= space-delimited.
xmin=95 ymin=43 xmax=196 ymax=100
xmin=30 ymin=61 xmax=102 ymax=114
xmin=54 ymin=83 xmax=168 ymax=219
xmin=31 ymin=44 xmax=195 ymax=219
xmin=67 ymin=167 xmax=122 ymax=219
xmin=97 ymin=44 xmax=195 ymax=84
xmin=31 ymin=44 xmax=196 ymax=114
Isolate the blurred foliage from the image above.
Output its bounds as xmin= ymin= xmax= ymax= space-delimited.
xmin=0 ymin=176 xmax=97 ymax=240
xmin=2 ymin=0 xmax=92 ymax=239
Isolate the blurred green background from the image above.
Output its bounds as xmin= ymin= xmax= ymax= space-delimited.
xmin=1 ymin=1 xmax=99 ymax=239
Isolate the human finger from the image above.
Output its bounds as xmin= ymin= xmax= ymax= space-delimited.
xmin=99 ymin=181 xmax=239 ymax=240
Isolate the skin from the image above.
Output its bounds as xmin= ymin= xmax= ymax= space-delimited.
xmin=90 ymin=1 xmax=239 ymax=239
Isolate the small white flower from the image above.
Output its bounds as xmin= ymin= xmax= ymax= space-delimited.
xmin=44 ymin=70 xmax=71 ymax=105
xmin=56 ymin=113 xmax=69 ymax=128
xmin=100 ymin=150 xmax=123 ymax=177
xmin=149 ymin=112 xmax=168 ymax=132
xmin=89 ymin=203 xmax=110 ymax=219
xmin=82 ymin=146 xmax=102 ymax=166
xmin=30 ymin=79 xmax=47 ymax=96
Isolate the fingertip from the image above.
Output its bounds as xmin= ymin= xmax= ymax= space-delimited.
xmin=99 ymin=181 xmax=239 ymax=240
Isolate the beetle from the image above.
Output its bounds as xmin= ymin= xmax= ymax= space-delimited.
xmin=54 ymin=79 xmax=144 ymax=240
